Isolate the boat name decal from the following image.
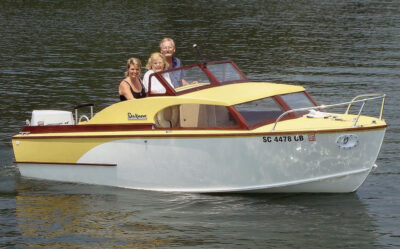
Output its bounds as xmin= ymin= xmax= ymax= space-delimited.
xmin=128 ymin=112 xmax=147 ymax=120
xmin=263 ymin=135 xmax=304 ymax=143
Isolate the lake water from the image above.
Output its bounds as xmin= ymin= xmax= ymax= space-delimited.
xmin=1 ymin=0 xmax=399 ymax=248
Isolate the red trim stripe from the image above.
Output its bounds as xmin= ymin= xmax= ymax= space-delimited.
xmin=15 ymin=161 xmax=117 ymax=166
xmin=12 ymin=125 xmax=387 ymax=140
xmin=21 ymin=123 xmax=154 ymax=134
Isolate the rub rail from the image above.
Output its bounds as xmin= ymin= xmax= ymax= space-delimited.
xmin=271 ymin=94 xmax=386 ymax=131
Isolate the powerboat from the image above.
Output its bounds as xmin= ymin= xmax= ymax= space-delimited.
xmin=11 ymin=60 xmax=387 ymax=193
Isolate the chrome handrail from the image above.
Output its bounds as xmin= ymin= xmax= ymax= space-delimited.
xmin=74 ymin=103 xmax=94 ymax=124
xmin=345 ymin=93 xmax=386 ymax=120
xmin=271 ymin=94 xmax=386 ymax=131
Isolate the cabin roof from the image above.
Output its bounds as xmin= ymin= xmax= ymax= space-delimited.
xmin=179 ymin=82 xmax=305 ymax=105
xmin=87 ymin=82 xmax=305 ymax=125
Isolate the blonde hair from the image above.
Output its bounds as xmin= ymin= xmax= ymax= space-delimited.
xmin=146 ymin=52 xmax=169 ymax=70
xmin=124 ymin=57 xmax=142 ymax=77
xmin=159 ymin=37 xmax=175 ymax=48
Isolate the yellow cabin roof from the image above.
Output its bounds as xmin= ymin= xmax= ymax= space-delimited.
xmin=87 ymin=82 xmax=305 ymax=125
xmin=181 ymin=82 xmax=305 ymax=105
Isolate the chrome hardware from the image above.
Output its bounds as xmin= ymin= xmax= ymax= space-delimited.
xmin=271 ymin=94 xmax=386 ymax=131
xmin=74 ymin=103 xmax=94 ymax=124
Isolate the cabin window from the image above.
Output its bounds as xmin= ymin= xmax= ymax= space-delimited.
xmin=280 ymin=92 xmax=315 ymax=115
xmin=154 ymin=104 xmax=237 ymax=128
xmin=234 ymin=97 xmax=284 ymax=126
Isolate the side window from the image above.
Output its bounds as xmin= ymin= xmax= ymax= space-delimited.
xmin=280 ymin=92 xmax=314 ymax=109
xmin=280 ymin=92 xmax=315 ymax=115
xmin=234 ymin=97 xmax=284 ymax=126
xmin=154 ymin=104 xmax=238 ymax=128
xmin=154 ymin=105 xmax=180 ymax=128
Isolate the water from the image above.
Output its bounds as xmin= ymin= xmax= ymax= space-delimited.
xmin=1 ymin=0 xmax=399 ymax=248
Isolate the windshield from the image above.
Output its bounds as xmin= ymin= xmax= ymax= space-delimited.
xmin=234 ymin=97 xmax=284 ymax=126
xmin=207 ymin=63 xmax=246 ymax=83
xmin=234 ymin=92 xmax=316 ymax=127
xmin=149 ymin=61 xmax=247 ymax=94
xmin=280 ymin=92 xmax=315 ymax=115
xmin=162 ymin=66 xmax=211 ymax=92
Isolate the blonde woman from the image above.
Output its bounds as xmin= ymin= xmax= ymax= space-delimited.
xmin=143 ymin=52 xmax=173 ymax=94
xmin=119 ymin=57 xmax=146 ymax=101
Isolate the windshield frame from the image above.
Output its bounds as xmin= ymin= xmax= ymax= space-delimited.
xmin=147 ymin=60 xmax=248 ymax=96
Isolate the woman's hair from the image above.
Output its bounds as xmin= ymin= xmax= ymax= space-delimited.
xmin=125 ymin=57 xmax=142 ymax=77
xmin=146 ymin=52 xmax=169 ymax=70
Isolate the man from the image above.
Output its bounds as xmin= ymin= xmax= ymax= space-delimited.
xmin=159 ymin=38 xmax=186 ymax=88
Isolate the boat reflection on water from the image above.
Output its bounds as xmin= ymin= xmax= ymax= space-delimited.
xmin=15 ymin=180 xmax=187 ymax=248
xmin=14 ymin=179 xmax=379 ymax=248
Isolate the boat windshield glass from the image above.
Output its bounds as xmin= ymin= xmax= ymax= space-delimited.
xmin=155 ymin=61 xmax=247 ymax=93
xmin=280 ymin=92 xmax=315 ymax=115
xmin=163 ymin=66 xmax=211 ymax=92
xmin=207 ymin=63 xmax=246 ymax=83
xmin=234 ymin=97 xmax=284 ymax=126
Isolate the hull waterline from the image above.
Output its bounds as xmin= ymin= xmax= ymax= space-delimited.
xmin=14 ymin=128 xmax=385 ymax=193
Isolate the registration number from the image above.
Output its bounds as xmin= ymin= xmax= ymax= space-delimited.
xmin=263 ymin=135 xmax=304 ymax=143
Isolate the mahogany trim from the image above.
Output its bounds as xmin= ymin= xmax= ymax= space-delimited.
xmin=227 ymin=106 xmax=249 ymax=129
xmin=21 ymin=123 xmax=154 ymax=134
xmin=14 ymin=161 xmax=117 ymax=166
xmin=148 ymin=73 xmax=175 ymax=96
xmin=146 ymin=60 xmax=250 ymax=96
xmin=229 ymin=61 xmax=248 ymax=81
xmin=12 ymin=125 xmax=387 ymax=140
xmin=156 ymin=126 xmax=243 ymax=131
xmin=274 ymin=95 xmax=297 ymax=118
xmin=304 ymin=91 xmax=318 ymax=106
xmin=201 ymin=64 xmax=221 ymax=86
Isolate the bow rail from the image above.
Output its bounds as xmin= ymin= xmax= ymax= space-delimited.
xmin=271 ymin=94 xmax=386 ymax=131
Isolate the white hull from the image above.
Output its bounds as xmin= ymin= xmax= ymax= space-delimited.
xmin=17 ymin=129 xmax=385 ymax=193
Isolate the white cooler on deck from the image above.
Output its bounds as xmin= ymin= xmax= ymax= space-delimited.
xmin=31 ymin=110 xmax=74 ymax=126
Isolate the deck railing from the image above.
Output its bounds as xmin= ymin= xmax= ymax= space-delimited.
xmin=271 ymin=93 xmax=386 ymax=131
xmin=74 ymin=103 xmax=94 ymax=124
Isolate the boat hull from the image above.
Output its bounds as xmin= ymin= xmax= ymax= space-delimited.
xmin=14 ymin=128 xmax=386 ymax=193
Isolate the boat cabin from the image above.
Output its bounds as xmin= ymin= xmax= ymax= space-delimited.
xmin=24 ymin=61 xmax=318 ymax=133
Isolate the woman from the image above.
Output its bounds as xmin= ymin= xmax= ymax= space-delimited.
xmin=119 ymin=57 xmax=146 ymax=101
xmin=143 ymin=52 xmax=173 ymax=94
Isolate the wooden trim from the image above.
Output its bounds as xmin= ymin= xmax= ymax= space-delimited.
xmin=274 ymin=95 xmax=297 ymax=118
xmin=156 ymin=126 xmax=243 ymax=131
xmin=15 ymin=161 xmax=117 ymax=166
xmin=12 ymin=125 xmax=387 ymax=140
xmin=201 ymin=65 xmax=221 ymax=85
xmin=148 ymin=73 xmax=175 ymax=96
xmin=147 ymin=60 xmax=249 ymax=96
xmin=21 ymin=123 xmax=154 ymax=134
xmin=304 ymin=91 xmax=318 ymax=106
xmin=229 ymin=61 xmax=248 ymax=81
xmin=227 ymin=106 xmax=249 ymax=129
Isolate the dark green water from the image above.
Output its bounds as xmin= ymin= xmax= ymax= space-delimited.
xmin=1 ymin=0 xmax=399 ymax=248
